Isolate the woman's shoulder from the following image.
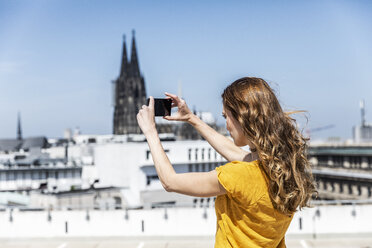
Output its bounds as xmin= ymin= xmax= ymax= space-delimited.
xmin=217 ymin=160 xmax=262 ymax=175
xmin=231 ymin=160 xmax=260 ymax=166
xmin=216 ymin=160 xmax=267 ymax=188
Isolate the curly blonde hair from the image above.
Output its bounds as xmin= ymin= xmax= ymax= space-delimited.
xmin=222 ymin=77 xmax=317 ymax=215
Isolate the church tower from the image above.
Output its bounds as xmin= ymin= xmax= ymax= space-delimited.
xmin=17 ymin=112 xmax=22 ymax=140
xmin=113 ymin=30 xmax=147 ymax=134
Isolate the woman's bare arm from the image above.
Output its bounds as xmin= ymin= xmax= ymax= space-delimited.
xmin=164 ymin=93 xmax=249 ymax=162
xmin=145 ymin=131 xmax=226 ymax=197
xmin=137 ymin=97 xmax=226 ymax=197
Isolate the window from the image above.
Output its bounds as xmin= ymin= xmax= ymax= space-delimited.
xmin=146 ymin=175 xmax=159 ymax=185
xmin=188 ymin=149 xmax=192 ymax=161
xmin=350 ymin=156 xmax=362 ymax=168
xmin=317 ymin=155 xmax=328 ymax=166
xmin=333 ymin=156 xmax=344 ymax=167
xmin=368 ymin=157 xmax=372 ymax=168
xmin=195 ymin=149 xmax=198 ymax=161
xmin=201 ymin=149 xmax=205 ymax=160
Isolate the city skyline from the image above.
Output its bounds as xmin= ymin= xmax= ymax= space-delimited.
xmin=0 ymin=1 xmax=372 ymax=140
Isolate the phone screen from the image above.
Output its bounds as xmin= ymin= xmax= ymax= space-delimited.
xmin=147 ymin=98 xmax=172 ymax=116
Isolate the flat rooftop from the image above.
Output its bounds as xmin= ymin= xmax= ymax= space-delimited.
xmin=1 ymin=236 xmax=372 ymax=248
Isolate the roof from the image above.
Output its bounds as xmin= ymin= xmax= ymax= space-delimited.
xmin=44 ymin=186 xmax=122 ymax=196
xmin=0 ymin=136 xmax=49 ymax=152
xmin=21 ymin=137 xmax=48 ymax=150
xmin=0 ymin=139 xmax=22 ymax=152
xmin=313 ymin=168 xmax=372 ymax=182
xmin=309 ymin=146 xmax=372 ymax=156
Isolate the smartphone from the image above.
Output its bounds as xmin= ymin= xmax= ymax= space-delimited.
xmin=147 ymin=98 xmax=172 ymax=116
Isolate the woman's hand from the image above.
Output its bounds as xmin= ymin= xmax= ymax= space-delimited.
xmin=163 ymin=92 xmax=193 ymax=122
xmin=137 ymin=96 xmax=157 ymax=136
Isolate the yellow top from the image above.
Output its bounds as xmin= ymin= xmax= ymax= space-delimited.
xmin=215 ymin=160 xmax=294 ymax=248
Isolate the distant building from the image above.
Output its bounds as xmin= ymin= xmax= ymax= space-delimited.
xmin=113 ymin=31 xmax=147 ymax=135
xmin=0 ymin=113 xmax=49 ymax=153
xmin=174 ymin=111 xmax=223 ymax=140
xmin=29 ymin=186 xmax=125 ymax=210
xmin=353 ymin=100 xmax=372 ymax=143
xmin=309 ymin=144 xmax=372 ymax=200
xmin=353 ymin=125 xmax=372 ymax=143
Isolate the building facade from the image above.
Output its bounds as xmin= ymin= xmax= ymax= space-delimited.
xmin=309 ymin=144 xmax=372 ymax=200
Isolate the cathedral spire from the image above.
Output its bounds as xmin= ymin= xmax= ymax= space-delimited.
xmin=113 ymin=32 xmax=147 ymax=135
xmin=130 ymin=29 xmax=140 ymax=77
xmin=120 ymin=34 xmax=129 ymax=77
xmin=17 ymin=112 xmax=22 ymax=140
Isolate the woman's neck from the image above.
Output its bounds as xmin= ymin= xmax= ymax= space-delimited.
xmin=250 ymin=152 xmax=259 ymax=161
xmin=243 ymin=151 xmax=259 ymax=162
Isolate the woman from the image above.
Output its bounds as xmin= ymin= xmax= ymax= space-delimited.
xmin=137 ymin=77 xmax=316 ymax=247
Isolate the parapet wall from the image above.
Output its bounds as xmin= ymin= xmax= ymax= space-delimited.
xmin=0 ymin=204 xmax=371 ymax=238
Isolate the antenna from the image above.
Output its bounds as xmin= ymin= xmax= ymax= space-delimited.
xmin=360 ymin=100 xmax=366 ymax=127
xmin=178 ymin=80 xmax=183 ymax=99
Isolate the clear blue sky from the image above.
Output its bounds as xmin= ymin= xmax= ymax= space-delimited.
xmin=0 ymin=0 xmax=371 ymax=140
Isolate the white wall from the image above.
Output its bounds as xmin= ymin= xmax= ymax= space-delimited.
xmin=94 ymin=143 xmax=148 ymax=206
xmin=0 ymin=205 xmax=371 ymax=238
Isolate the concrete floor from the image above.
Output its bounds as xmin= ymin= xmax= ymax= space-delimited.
xmin=1 ymin=237 xmax=372 ymax=248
